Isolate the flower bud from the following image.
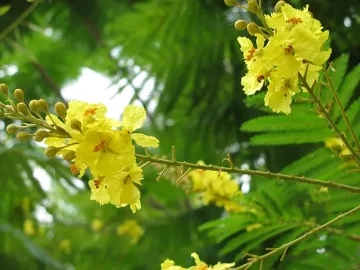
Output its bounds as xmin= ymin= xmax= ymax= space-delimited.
xmin=16 ymin=102 xmax=28 ymax=115
xmin=224 ymin=0 xmax=239 ymax=6
xmin=38 ymin=99 xmax=48 ymax=111
xmin=235 ymin=20 xmax=248 ymax=30
xmin=70 ymin=120 xmax=82 ymax=132
xmin=0 ymin=83 xmax=8 ymax=96
xmin=34 ymin=129 xmax=49 ymax=141
xmin=62 ymin=150 xmax=76 ymax=161
xmin=55 ymin=102 xmax=67 ymax=118
xmin=16 ymin=131 xmax=32 ymax=142
xmin=247 ymin=22 xmax=261 ymax=36
xmin=14 ymin=89 xmax=25 ymax=103
xmin=247 ymin=0 xmax=259 ymax=14
xmin=6 ymin=124 xmax=19 ymax=134
xmin=4 ymin=105 xmax=14 ymax=113
xmin=45 ymin=146 xmax=59 ymax=158
xmin=29 ymin=100 xmax=39 ymax=114
xmin=275 ymin=0 xmax=285 ymax=13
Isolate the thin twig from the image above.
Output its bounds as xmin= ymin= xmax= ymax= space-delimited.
xmin=322 ymin=66 xmax=360 ymax=153
xmin=134 ymin=154 xmax=360 ymax=193
xmin=0 ymin=1 xmax=39 ymax=41
xmin=299 ymin=73 xmax=360 ymax=166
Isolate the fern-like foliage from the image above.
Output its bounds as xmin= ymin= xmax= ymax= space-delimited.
xmin=200 ymin=148 xmax=360 ymax=269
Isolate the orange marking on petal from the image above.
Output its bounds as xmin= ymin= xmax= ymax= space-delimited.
xmin=94 ymin=179 xmax=100 ymax=189
xmin=93 ymin=140 xmax=106 ymax=152
xmin=70 ymin=164 xmax=79 ymax=175
xmin=84 ymin=108 xmax=97 ymax=116
xmin=246 ymin=47 xmax=256 ymax=61
xmin=257 ymin=75 xmax=265 ymax=83
xmin=286 ymin=17 xmax=303 ymax=24
xmin=284 ymin=45 xmax=294 ymax=54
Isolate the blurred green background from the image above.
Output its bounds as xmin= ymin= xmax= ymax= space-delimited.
xmin=0 ymin=0 xmax=360 ymax=269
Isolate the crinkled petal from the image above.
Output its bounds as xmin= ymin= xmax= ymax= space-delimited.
xmin=131 ymin=133 xmax=159 ymax=148
xmin=122 ymin=105 xmax=146 ymax=132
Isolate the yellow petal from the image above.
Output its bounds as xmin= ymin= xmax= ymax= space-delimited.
xmin=122 ymin=105 xmax=146 ymax=132
xmin=131 ymin=133 xmax=159 ymax=148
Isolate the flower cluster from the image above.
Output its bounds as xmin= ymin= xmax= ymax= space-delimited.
xmin=0 ymin=84 xmax=159 ymax=213
xmin=237 ymin=2 xmax=331 ymax=114
xmin=45 ymin=101 xmax=159 ymax=212
xmin=116 ymin=219 xmax=144 ymax=245
xmin=161 ymin=253 xmax=234 ymax=270
xmin=189 ymin=164 xmax=245 ymax=213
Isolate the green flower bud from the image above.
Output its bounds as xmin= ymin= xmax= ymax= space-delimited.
xmin=275 ymin=0 xmax=285 ymax=13
xmin=38 ymin=99 xmax=48 ymax=111
xmin=16 ymin=131 xmax=32 ymax=142
xmin=0 ymin=83 xmax=9 ymax=96
xmin=235 ymin=20 xmax=248 ymax=30
xmin=62 ymin=150 xmax=76 ymax=161
xmin=70 ymin=119 xmax=82 ymax=132
xmin=55 ymin=102 xmax=67 ymax=118
xmin=247 ymin=0 xmax=259 ymax=14
xmin=6 ymin=124 xmax=19 ymax=134
xmin=16 ymin=102 xmax=28 ymax=115
xmin=14 ymin=89 xmax=25 ymax=103
xmin=45 ymin=146 xmax=59 ymax=158
xmin=247 ymin=22 xmax=261 ymax=36
xmin=224 ymin=0 xmax=239 ymax=6
xmin=29 ymin=100 xmax=39 ymax=114
xmin=4 ymin=105 xmax=14 ymax=113
xmin=34 ymin=129 xmax=49 ymax=140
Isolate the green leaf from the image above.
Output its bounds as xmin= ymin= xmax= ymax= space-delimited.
xmin=332 ymin=63 xmax=360 ymax=119
xmin=241 ymin=114 xmax=325 ymax=132
xmin=250 ymin=129 xmax=333 ymax=145
xmin=0 ymin=5 xmax=10 ymax=17
xmin=329 ymin=54 xmax=349 ymax=91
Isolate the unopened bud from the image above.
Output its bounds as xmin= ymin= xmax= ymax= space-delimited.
xmin=62 ymin=150 xmax=76 ymax=161
xmin=45 ymin=146 xmax=59 ymax=158
xmin=34 ymin=129 xmax=49 ymax=140
xmin=0 ymin=83 xmax=8 ymax=96
xmin=14 ymin=89 xmax=25 ymax=103
xmin=6 ymin=124 xmax=19 ymax=134
xmin=70 ymin=120 xmax=82 ymax=132
xmin=16 ymin=131 xmax=32 ymax=142
xmin=275 ymin=0 xmax=285 ymax=13
xmin=224 ymin=0 xmax=239 ymax=6
xmin=5 ymin=105 xmax=14 ymax=113
xmin=235 ymin=20 xmax=248 ymax=30
xmin=55 ymin=102 xmax=67 ymax=118
xmin=247 ymin=0 xmax=259 ymax=14
xmin=38 ymin=99 xmax=48 ymax=111
xmin=29 ymin=100 xmax=39 ymax=114
xmin=247 ymin=22 xmax=261 ymax=36
xmin=16 ymin=102 xmax=28 ymax=115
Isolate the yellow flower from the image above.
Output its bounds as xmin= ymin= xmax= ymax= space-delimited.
xmin=264 ymin=72 xmax=299 ymax=114
xmin=65 ymin=101 xmax=120 ymax=141
xmin=117 ymin=219 xmax=144 ymax=244
xmin=121 ymin=105 xmax=159 ymax=148
xmin=76 ymin=129 xmax=135 ymax=178
xmin=107 ymin=163 xmax=143 ymax=211
xmin=23 ymin=219 xmax=36 ymax=236
xmin=161 ymin=253 xmax=235 ymax=270
xmin=89 ymin=178 xmax=111 ymax=205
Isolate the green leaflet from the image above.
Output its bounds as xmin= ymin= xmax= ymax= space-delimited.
xmin=249 ymin=129 xmax=333 ymax=145
xmin=332 ymin=63 xmax=360 ymax=120
xmin=240 ymin=113 xmax=326 ymax=132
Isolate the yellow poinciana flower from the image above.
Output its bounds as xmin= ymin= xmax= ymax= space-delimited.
xmin=264 ymin=72 xmax=299 ymax=114
xmin=65 ymin=101 xmax=120 ymax=141
xmin=117 ymin=219 xmax=144 ymax=244
xmin=76 ymin=129 xmax=135 ymax=178
xmin=89 ymin=177 xmax=111 ymax=205
xmin=189 ymin=166 xmax=244 ymax=213
xmin=121 ymin=105 xmax=159 ymax=148
xmin=161 ymin=253 xmax=235 ymax=270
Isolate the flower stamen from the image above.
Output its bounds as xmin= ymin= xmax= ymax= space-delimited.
xmin=246 ymin=47 xmax=256 ymax=61
xmin=286 ymin=17 xmax=303 ymax=24
xmin=93 ymin=140 xmax=106 ymax=152
xmin=84 ymin=108 xmax=97 ymax=117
